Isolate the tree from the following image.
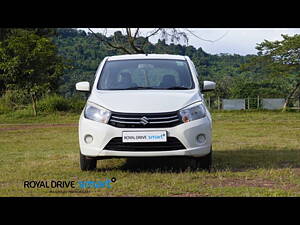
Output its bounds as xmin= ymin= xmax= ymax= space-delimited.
xmin=255 ymin=34 xmax=300 ymax=111
xmin=0 ymin=29 xmax=65 ymax=116
xmin=87 ymin=28 xmax=211 ymax=54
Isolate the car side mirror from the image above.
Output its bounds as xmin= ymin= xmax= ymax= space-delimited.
xmin=202 ymin=81 xmax=216 ymax=92
xmin=76 ymin=81 xmax=90 ymax=92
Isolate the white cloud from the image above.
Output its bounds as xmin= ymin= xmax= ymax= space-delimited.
xmin=184 ymin=28 xmax=300 ymax=55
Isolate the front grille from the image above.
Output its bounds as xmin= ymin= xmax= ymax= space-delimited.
xmin=104 ymin=137 xmax=186 ymax=151
xmin=108 ymin=111 xmax=182 ymax=128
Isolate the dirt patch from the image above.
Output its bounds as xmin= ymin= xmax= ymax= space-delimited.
xmin=0 ymin=123 xmax=77 ymax=131
xmin=204 ymin=177 xmax=277 ymax=188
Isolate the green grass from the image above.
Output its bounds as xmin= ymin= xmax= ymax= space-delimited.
xmin=0 ymin=111 xmax=300 ymax=196
xmin=0 ymin=109 xmax=79 ymax=125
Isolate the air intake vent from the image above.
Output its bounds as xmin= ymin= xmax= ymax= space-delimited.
xmin=104 ymin=137 xmax=186 ymax=151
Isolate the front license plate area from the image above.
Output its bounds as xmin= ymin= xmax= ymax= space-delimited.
xmin=122 ymin=131 xmax=167 ymax=143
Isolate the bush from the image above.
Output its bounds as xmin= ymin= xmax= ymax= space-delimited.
xmin=37 ymin=94 xmax=85 ymax=113
xmin=37 ymin=94 xmax=71 ymax=113
xmin=0 ymin=92 xmax=85 ymax=114
xmin=0 ymin=100 xmax=11 ymax=114
xmin=0 ymin=90 xmax=30 ymax=114
xmin=68 ymin=97 xmax=85 ymax=113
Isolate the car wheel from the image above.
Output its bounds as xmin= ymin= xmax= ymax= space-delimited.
xmin=80 ymin=151 xmax=97 ymax=171
xmin=192 ymin=146 xmax=212 ymax=172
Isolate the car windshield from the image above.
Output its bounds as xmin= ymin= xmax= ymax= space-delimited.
xmin=97 ymin=59 xmax=195 ymax=90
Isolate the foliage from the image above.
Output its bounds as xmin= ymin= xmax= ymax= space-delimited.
xmin=0 ymin=90 xmax=31 ymax=114
xmin=0 ymin=29 xmax=66 ymax=115
xmin=53 ymin=29 xmax=296 ymax=100
xmin=0 ymin=98 xmax=10 ymax=114
xmin=54 ymin=29 xmax=261 ymax=98
xmin=1 ymin=28 xmax=298 ymax=114
xmin=256 ymin=34 xmax=300 ymax=66
xmin=37 ymin=94 xmax=70 ymax=112
xmin=37 ymin=94 xmax=85 ymax=113
xmin=247 ymin=34 xmax=300 ymax=110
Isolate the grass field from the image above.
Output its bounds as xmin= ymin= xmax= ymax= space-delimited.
xmin=0 ymin=110 xmax=300 ymax=197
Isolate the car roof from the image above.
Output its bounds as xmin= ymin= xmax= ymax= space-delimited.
xmin=107 ymin=54 xmax=187 ymax=61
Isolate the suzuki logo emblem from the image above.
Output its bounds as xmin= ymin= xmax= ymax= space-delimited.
xmin=140 ymin=116 xmax=149 ymax=125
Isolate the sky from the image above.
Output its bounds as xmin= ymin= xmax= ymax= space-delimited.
xmin=79 ymin=28 xmax=300 ymax=56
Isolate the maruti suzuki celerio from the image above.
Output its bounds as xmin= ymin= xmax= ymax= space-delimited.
xmin=76 ymin=54 xmax=216 ymax=171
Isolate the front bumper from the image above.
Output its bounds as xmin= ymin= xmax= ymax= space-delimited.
xmin=78 ymin=113 xmax=212 ymax=158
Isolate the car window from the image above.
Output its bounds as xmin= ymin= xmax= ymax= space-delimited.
xmin=97 ymin=59 xmax=194 ymax=90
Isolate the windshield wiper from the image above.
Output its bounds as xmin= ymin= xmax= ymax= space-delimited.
xmin=113 ymin=87 xmax=158 ymax=90
xmin=163 ymin=86 xmax=190 ymax=90
xmin=108 ymin=86 xmax=190 ymax=90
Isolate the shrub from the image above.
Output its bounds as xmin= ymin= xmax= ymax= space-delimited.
xmin=37 ymin=94 xmax=71 ymax=113
xmin=0 ymin=100 xmax=11 ymax=114
xmin=0 ymin=90 xmax=30 ymax=114
xmin=68 ymin=97 xmax=85 ymax=113
xmin=0 ymin=92 xmax=85 ymax=114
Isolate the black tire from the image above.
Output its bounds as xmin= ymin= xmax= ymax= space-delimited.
xmin=192 ymin=146 xmax=212 ymax=172
xmin=80 ymin=151 xmax=97 ymax=171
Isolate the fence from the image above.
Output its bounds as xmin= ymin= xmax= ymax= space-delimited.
xmin=261 ymin=98 xmax=285 ymax=110
xmin=222 ymin=99 xmax=245 ymax=110
xmin=205 ymin=96 xmax=300 ymax=110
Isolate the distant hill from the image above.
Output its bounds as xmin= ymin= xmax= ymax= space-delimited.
xmin=53 ymin=28 xmax=291 ymax=98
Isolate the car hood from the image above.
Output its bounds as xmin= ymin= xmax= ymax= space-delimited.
xmin=88 ymin=90 xmax=201 ymax=113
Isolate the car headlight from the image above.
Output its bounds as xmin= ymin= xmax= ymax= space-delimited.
xmin=84 ymin=102 xmax=111 ymax=123
xmin=179 ymin=102 xmax=206 ymax=123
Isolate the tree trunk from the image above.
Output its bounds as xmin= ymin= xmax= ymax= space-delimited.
xmin=30 ymin=93 xmax=37 ymax=116
xmin=282 ymin=82 xmax=300 ymax=112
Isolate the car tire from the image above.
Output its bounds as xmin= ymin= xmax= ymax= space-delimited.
xmin=192 ymin=146 xmax=212 ymax=172
xmin=80 ymin=151 xmax=97 ymax=171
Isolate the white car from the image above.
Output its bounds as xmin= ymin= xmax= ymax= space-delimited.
xmin=76 ymin=54 xmax=216 ymax=171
